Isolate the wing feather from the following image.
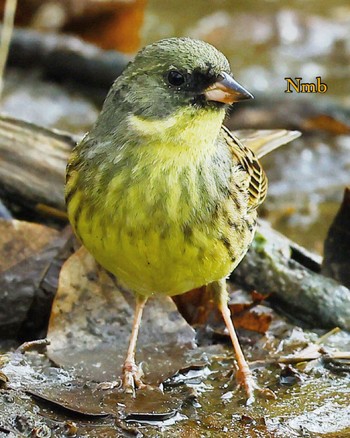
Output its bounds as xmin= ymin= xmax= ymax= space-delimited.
xmin=221 ymin=125 xmax=268 ymax=211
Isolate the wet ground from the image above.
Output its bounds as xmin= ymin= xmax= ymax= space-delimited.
xmin=1 ymin=244 xmax=350 ymax=437
xmin=2 ymin=323 xmax=350 ymax=437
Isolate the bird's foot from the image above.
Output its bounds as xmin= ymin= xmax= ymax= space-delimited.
xmin=236 ymin=367 xmax=276 ymax=405
xmin=122 ymin=360 xmax=147 ymax=395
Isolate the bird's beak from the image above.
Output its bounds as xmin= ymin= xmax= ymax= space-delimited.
xmin=204 ymin=72 xmax=254 ymax=104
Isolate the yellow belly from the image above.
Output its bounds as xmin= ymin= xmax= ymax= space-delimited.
xmin=107 ymin=230 xmax=230 ymax=295
xmin=75 ymin=201 xmax=238 ymax=296
xmin=69 ymin=165 xmax=254 ymax=297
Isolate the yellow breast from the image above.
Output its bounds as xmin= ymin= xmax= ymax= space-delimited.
xmin=67 ymin=108 xmax=254 ymax=296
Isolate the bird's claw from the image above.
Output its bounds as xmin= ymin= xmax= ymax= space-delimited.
xmin=236 ymin=368 xmax=276 ymax=405
xmin=122 ymin=361 xmax=147 ymax=395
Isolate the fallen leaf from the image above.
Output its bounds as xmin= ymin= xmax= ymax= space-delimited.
xmin=27 ymin=386 xmax=110 ymax=417
xmin=232 ymin=305 xmax=273 ymax=334
xmin=173 ymin=286 xmax=213 ymax=325
xmin=0 ymin=221 xmax=70 ymax=340
xmin=227 ymin=289 xmax=272 ymax=334
xmin=2 ymin=349 xmax=186 ymax=428
xmin=47 ymin=247 xmax=197 ymax=386
xmin=0 ymin=219 xmax=58 ymax=273
xmin=175 ymin=285 xmax=273 ymax=335
xmin=251 ymin=290 xmax=270 ymax=302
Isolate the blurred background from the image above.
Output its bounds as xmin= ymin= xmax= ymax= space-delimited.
xmin=1 ymin=0 xmax=350 ymax=253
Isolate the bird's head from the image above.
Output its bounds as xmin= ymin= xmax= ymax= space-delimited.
xmin=112 ymin=37 xmax=253 ymax=121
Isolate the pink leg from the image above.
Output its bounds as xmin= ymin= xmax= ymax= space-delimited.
xmin=122 ymin=294 xmax=148 ymax=393
xmin=211 ymin=279 xmax=258 ymax=404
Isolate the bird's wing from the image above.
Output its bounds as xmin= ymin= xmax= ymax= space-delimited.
xmin=221 ymin=125 xmax=268 ymax=211
xmin=233 ymin=129 xmax=301 ymax=159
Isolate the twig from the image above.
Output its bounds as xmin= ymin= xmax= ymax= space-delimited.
xmin=316 ymin=327 xmax=341 ymax=345
xmin=0 ymin=0 xmax=18 ymax=99
xmin=278 ymin=350 xmax=350 ymax=364
xmin=35 ymin=203 xmax=68 ymax=221
xmin=16 ymin=338 xmax=50 ymax=354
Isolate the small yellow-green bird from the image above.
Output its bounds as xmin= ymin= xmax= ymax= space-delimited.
xmin=66 ymin=37 xmax=288 ymax=403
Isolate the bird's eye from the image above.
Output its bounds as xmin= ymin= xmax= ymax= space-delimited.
xmin=167 ymin=70 xmax=185 ymax=86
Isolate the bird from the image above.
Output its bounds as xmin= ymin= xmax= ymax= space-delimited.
xmin=65 ymin=37 xmax=286 ymax=403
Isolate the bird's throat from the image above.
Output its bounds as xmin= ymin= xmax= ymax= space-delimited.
xmin=128 ymin=106 xmax=226 ymax=162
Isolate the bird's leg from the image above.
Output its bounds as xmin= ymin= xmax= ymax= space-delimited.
xmin=211 ymin=279 xmax=259 ymax=404
xmin=122 ymin=294 xmax=148 ymax=394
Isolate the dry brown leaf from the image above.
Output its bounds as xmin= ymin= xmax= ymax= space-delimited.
xmin=0 ymin=219 xmax=58 ymax=272
xmin=174 ymin=286 xmax=272 ymax=335
xmin=232 ymin=305 xmax=273 ymax=334
xmin=251 ymin=290 xmax=270 ymax=303
xmin=173 ymin=286 xmax=214 ymax=325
